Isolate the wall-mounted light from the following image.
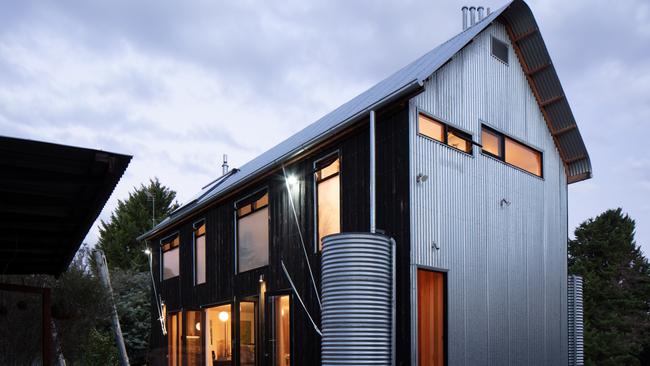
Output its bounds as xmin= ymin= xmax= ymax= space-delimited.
xmin=286 ymin=175 xmax=298 ymax=187
xmin=195 ymin=322 xmax=201 ymax=331
xmin=416 ymin=173 xmax=429 ymax=183
xmin=259 ymin=274 xmax=265 ymax=283
xmin=500 ymin=198 xmax=511 ymax=207
xmin=144 ymin=248 xmax=151 ymax=256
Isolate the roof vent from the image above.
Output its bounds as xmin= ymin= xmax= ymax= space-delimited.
xmin=222 ymin=154 xmax=229 ymax=175
xmin=462 ymin=5 xmax=490 ymax=30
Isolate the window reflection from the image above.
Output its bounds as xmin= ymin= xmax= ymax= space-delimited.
xmin=205 ymin=305 xmax=232 ymax=365
xmin=237 ymin=192 xmax=269 ymax=273
xmin=239 ymin=302 xmax=256 ymax=366
xmin=195 ymin=222 xmax=206 ymax=285
xmin=161 ymin=235 xmax=180 ymax=280
xmin=481 ymin=128 xmax=501 ymax=157
xmin=185 ymin=311 xmax=202 ymax=366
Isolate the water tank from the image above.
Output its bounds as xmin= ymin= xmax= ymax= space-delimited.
xmin=321 ymin=232 xmax=393 ymax=365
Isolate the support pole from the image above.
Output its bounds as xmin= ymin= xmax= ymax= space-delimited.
xmin=42 ymin=287 xmax=52 ymax=366
xmin=94 ymin=250 xmax=130 ymax=366
xmin=369 ymin=110 xmax=377 ymax=234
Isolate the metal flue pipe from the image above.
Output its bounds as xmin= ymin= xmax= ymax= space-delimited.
xmin=469 ymin=6 xmax=477 ymax=26
xmin=369 ymin=109 xmax=376 ymax=234
xmin=462 ymin=6 xmax=469 ymax=30
xmin=478 ymin=6 xmax=485 ymax=21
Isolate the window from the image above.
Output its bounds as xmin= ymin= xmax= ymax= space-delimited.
xmin=315 ymin=155 xmax=341 ymax=251
xmin=185 ymin=310 xmax=202 ymax=366
xmin=270 ymin=295 xmax=291 ymax=366
xmin=491 ymin=36 xmax=509 ymax=64
xmin=194 ymin=221 xmax=206 ymax=285
xmin=204 ymin=304 xmax=232 ymax=365
xmin=167 ymin=312 xmax=182 ymax=366
xmin=481 ymin=125 xmax=543 ymax=177
xmin=239 ymin=301 xmax=257 ymax=366
xmin=418 ymin=113 xmax=473 ymax=154
xmin=161 ymin=234 xmax=180 ymax=280
xmin=236 ymin=191 xmax=269 ymax=273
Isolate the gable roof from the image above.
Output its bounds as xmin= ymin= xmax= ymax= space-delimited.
xmin=139 ymin=0 xmax=591 ymax=241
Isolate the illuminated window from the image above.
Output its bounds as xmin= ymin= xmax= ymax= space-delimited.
xmin=204 ymin=304 xmax=232 ymax=364
xmin=194 ymin=221 xmax=206 ymax=285
xmin=481 ymin=125 xmax=543 ymax=177
xmin=161 ymin=234 xmax=180 ymax=280
xmin=185 ymin=310 xmax=202 ymax=366
xmin=315 ymin=156 xmax=340 ymax=251
xmin=418 ymin=113 xmax=473 ymax=154
xmin=236 ymin=191 xmax=269 ymax=273
xmin=271 ymin=295 xmax=291 ymax=366
xmin=167 ymin=312 xmax=182 ymax=366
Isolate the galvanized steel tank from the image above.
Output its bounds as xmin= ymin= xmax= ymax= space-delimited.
xmin=321 ymin=232 xmax=393 ymax=365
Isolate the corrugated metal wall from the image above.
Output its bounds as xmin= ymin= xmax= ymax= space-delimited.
xmin=409 ymin=22 xmax=568 ymax=365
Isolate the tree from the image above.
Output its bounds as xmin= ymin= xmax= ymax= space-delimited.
xmin=568 ymin=208 xmax=650 ymax=366
xmin=97 ymin=178 xmax=179 ymax=272
xmin=111 ymin=268 xmax=151 ymax=364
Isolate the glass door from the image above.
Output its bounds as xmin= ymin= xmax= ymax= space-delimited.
xmin=238 ymin=300 xmax=257 ymax=366
xmin=204 ymin=304 xmax=232 ymax=366
xmin=267 ymin=294 xmax=291 ymax=366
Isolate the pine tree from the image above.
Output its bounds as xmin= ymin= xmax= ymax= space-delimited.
xmin=569 ymin=208 xmax=650 ymax=365
xmin=97 ymin=178 xmax=179 ymax=272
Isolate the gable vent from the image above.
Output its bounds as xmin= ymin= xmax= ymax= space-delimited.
xmin=491 ymin=36 xmax=509 ymax=64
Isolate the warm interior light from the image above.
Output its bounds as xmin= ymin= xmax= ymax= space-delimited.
xmin=195 ymin=322 xmax=201 ymax=331
xmin=219 ymin=311 xmax=229 ymax=322
xmin=286 ymin=175 xmax=298 ymax=187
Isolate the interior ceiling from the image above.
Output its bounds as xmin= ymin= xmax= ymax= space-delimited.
xmin=0 ymin=136 xmax=131 ymax=276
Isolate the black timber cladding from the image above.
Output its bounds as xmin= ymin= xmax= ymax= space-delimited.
xmin=0 ymin=136 xmax=131 ymax=275
xmin=147 ymin=105 xmax=411 ymax=365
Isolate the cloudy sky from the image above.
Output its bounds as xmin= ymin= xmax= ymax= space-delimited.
xmin=1 ymin=0 xmax=649 ymax=256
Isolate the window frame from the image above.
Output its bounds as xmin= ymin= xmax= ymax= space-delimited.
xmin=234 ymin=188 xmax=270 ymax=274
xmin=265 ymin=289 xmax=294 ymax=366
xmin=160 ymin=232 xmax=181 ymax=281
xmin=480 ymin=124 xmax=544 ymax=178
xmin=193 ymin=219 xmax=207 ymax=286
xmin=417 ymin=112 xmax=474 ymax=155
xmin=312 ymin=151 xmax=342 ymax=253
xmin=491 ymin=36 xmax=509 ymax=65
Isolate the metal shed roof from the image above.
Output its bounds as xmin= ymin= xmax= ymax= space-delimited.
xmin=140 ymin=0 xmax=591 ymax=240
xmin=0 ymin=136 xmax=131 ymax=275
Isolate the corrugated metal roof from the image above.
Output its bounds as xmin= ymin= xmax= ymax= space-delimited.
xmin=139 ymin=0 xmax=591 ymax=240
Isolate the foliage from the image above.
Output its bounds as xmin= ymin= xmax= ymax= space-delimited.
xmin=80 ymin=327 xmax=119 ymax=366
xmin=97 ymin=178 xmax=179 ymax=272
xmin=111 ymin=268 xmax=151 ymax=365
xmin=568 ymin=208 xmax=650 ymax=366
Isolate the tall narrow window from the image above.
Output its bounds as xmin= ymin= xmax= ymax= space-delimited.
xmin=481 ymin=125 xmax=543 ymax=177
xmin=271 ymin=295 xmax=291 ymax=366
xmin=417 ymin=269 xmax=445 ymax=366
xmin=161 ymin=234 xmax=180 ymax=280
xmin=194 ymin=221 xmax=206 ymax=285
xmin=315 ymin=156 xmax=340 ymax=250
xmin=205 ymin=304 xmax=232 ymax=365
xmin=239 ymin=301 xmax=256 ymax=366
xmin=185 ymin=310 xmax=202 ymax=366
xmin=418 ymin=113 xmax=473 ymax=154
xmin=236 ymin=192 xmax=269 ymax=273
xmin=167 ymin=312 xmax=182 ymax=366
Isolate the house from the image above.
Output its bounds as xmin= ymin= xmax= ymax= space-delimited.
xmin=139 ymin=1 xmax=591 ymax=365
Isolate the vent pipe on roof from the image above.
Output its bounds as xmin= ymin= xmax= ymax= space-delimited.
xmin=469 ymin=6 xmax=477 ymax=26
xmin=477 ymin=6 xmax=485 ymax=21
xmin=222 ymin=154 xmax=229 ymax=175
xmin=462 ymin=6 xmax=469 ymax=30
xmin=487 ymin=7 xmax=491 ymax=16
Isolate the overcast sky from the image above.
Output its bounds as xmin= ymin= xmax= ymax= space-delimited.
xmin=1 ymin=0 xmax=649 ymax=256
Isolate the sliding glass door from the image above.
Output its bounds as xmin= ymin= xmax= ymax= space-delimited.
xmin=268 ymin=294 xmax=291 ymax=366
xmin=205 ymin=304 xmax=232 ymax=366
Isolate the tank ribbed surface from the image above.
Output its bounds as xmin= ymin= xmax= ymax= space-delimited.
xmin=321 ymin=232 xmax=392 ymax=365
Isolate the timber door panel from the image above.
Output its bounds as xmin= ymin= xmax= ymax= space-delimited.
xmin=417 ymin=269 xmax=445 ymax=366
